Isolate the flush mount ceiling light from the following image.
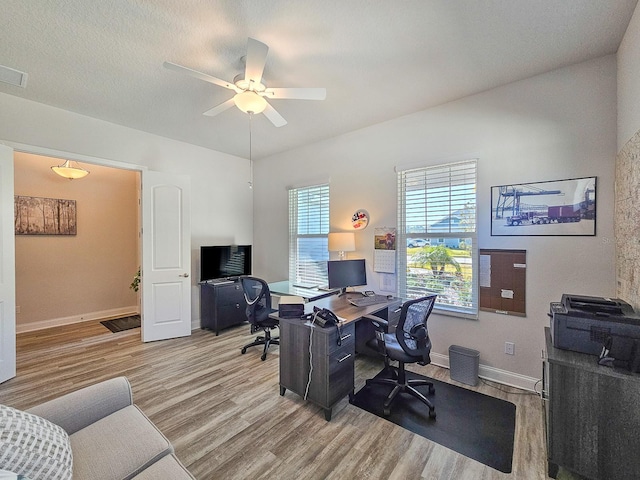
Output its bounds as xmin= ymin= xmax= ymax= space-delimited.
xmin=51 ymin=159 xmax=90 ymax=180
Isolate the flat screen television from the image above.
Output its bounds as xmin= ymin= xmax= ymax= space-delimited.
xmin=327 ymin=259 xmax=367 ymax=295
xmin=200 ymin=245 xmax=252 ymax=281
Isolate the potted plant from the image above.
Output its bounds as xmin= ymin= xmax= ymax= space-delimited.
xmin=130 ymin=268 xmax=141 ymax=292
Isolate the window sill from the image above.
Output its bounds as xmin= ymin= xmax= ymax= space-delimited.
xmin=433 ymin=306 xmax=478 ymax=320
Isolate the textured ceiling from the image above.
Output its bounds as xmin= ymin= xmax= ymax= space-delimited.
xmin=1 ymin=0 xmax=637 ymax=160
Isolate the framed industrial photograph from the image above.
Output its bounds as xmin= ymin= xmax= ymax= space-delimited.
xmin=14 ymin=195 xmax=77 ymax=235
xmin=491 ymin=177 xmax=596 ymax=236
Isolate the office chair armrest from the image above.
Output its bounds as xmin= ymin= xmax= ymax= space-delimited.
xmin=362 ymin=314 xmax=389 ymax=358
xmin=407 ymin=324 xmax=431 ymax=365
xmin=361 ymin=314 xmax=389 ymax=332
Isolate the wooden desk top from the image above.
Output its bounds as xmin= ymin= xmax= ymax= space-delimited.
xmin=277 ymin=294 xmax=401 ymax=325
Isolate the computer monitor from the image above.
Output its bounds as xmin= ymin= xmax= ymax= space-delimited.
xmin=327 ymin=259 xmax=367 ymax=295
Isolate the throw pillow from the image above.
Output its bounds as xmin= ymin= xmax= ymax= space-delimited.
xmin=0 ymin=405 xmax=73 ymax=480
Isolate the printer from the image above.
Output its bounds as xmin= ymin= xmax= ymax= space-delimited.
xmin=550 ymin=294 xmax=640 ymax=357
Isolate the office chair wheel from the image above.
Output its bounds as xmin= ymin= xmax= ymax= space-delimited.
xmin=383 ymin=407 xmax=391 ymax=416
xmin=429 ymin=408 xmax=436 ymax=419
xmin=428 ymin=384 xmax=435 ymax=394
xmin=241 ymin=347 xmax=247 ymax=354
xmin=261 ymin=353 xmax=267 ymax=361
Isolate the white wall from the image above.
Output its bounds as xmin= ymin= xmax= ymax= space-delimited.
xmin=254 ymin=55 xmax=618 ymax=384
xmin=0 ymin=92 xmax=253 ymax=327
xmin=618 ymin=3 xmax=640 ymax=150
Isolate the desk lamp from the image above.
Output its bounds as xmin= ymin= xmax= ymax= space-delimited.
xmin=328 ymin=232 xmax=355 ymax=260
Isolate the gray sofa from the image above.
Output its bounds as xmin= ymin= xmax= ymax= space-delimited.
xmin=26 ymin=376 xmax=194 ymax=479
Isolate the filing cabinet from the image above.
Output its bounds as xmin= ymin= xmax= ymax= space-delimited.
xmin=200 ymin=280 xmax=247 ymax=335
xmin=543 ymin=327 xmax=640 ymax=479
xmin=279 ymin=317 xmax=355 ymax=421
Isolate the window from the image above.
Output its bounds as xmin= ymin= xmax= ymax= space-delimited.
xmin=288 ymin=183 xmax=330 ymax=287
xmin=398 ymin=159 xmax=477 ymax=317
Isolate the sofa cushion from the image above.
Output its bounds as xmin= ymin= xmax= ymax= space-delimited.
xmin=130 ymin=454 xmax=195 ymax=479
xmin=70 ymin=405 xmax=173 ymax=480
xmin=0 ymin=404 xmax=73 ymax=480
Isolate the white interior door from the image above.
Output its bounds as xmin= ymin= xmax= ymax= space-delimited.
xmin=141 ymin=170 xmax=191 ymax=342
xmin=0 ymin=144 xmax=16 ymax=383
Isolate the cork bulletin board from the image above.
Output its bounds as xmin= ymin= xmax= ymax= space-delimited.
xmin=479 ymin=249 xmax=526 ymax=316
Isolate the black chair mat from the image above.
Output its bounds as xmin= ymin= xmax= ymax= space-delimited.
xmin=350 ymin=369 xmax=516 ymax=473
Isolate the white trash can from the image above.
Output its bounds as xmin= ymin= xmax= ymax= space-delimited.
xmin=449 ymin=345 xmax=480 ymax=386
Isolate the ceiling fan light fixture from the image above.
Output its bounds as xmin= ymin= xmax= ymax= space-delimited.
xmin=234 ymin=90 xmax=267 ymax=114
xmin=51 ymin=159 xmax=90 ymax=180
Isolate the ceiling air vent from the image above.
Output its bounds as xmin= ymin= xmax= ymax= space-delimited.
xmin=0 ymin=65 xmax=28 ymax=88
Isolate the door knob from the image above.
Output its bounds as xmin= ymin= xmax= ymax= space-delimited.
xmin=179 ymin=273 xmax=189 ymax=278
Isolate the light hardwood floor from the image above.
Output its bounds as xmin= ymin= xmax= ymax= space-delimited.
xmin=0 ymin=321 xmax=551 ymax=479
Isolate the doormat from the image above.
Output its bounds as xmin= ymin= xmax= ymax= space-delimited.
xmin=351 ymin=369 xmax=516 ymax=473
xmin=100 ymin=315 xmax=141 ymax=333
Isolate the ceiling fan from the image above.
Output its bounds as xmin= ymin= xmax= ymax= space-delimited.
xmin=164 ymin=37 xmax=326 ymax=127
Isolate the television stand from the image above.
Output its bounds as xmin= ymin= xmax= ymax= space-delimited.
xmin=200 ymin=278 xmax=247 ymax=335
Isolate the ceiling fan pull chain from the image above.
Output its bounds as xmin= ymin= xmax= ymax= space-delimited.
xmin=248 ymin=113 xmax=253 ymax=189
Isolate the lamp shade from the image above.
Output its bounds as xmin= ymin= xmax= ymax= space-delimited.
xmin=51 ymin=160 xmax=90 ymax=180
xmin=234 ymin=91 xmax=267 ymax=114
xmin=328 ymin=232 xmax=355 ymax=253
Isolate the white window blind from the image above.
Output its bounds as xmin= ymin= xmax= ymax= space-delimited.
xmin=397 ymin=159 xmax=478 ymax=317
xmin=288 ymin=184 xmax=330 ymax=286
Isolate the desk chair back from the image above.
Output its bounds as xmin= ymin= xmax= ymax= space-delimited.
xmin=365 ymin=294 xmax=438 ymax=417
xmin=396 ymin=295 xmax=437 ymax=364
xmin=239 ymin=276 xmax=279 ymax=361
xmin=240 ymin=276 xmax=272 ymax=326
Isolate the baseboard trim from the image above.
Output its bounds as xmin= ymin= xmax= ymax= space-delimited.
xmin=17 ymin=307 xmax=140 ymax=333
xmin=430 ymin=352 xmax=540 ymax=392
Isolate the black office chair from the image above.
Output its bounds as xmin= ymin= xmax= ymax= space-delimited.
xmin=239 ymin=276 xmax=279 ymax=361
xmin=364 ymin=294 xmax=438 ymax=418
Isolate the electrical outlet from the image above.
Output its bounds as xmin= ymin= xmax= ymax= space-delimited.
xmin=505 ymin=342 xmax=515 ymax=355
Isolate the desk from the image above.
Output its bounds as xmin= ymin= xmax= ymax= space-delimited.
xmin=268 ymin=281 xmax=338 ymax=302
xmin=272 ymin=294 xmax=402 ymax=420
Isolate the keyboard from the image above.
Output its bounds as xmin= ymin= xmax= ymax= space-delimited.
xmin=348 ymin=294 xmax=389 ymax=307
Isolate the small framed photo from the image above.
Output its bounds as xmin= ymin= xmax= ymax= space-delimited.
xmin=491 ymin=177 xmax=596 ymax=236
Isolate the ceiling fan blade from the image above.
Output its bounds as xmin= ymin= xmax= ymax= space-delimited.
xmin=245 ymin=38 xmax=269 ymax=86
xmin=263 ymin=87 xmax=327 ymax=100
xmin=202 ymin=98 xmax=236 ymax=117
xmin=163 ymin=62 xmax=238 ymax=91
xmin=262 ymin=102 xmax=287 ymax=127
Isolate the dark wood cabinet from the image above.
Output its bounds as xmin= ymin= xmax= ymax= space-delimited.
xmin=200 ymin=280 xmax=247 ymax=335
xmin=543 ymin=327 xmax=640 ymax=480
xmin=279 ymin=317 xmax=355 ymax=421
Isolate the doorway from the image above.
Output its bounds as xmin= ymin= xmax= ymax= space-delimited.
xmin=14 ymin=152 xmax=141 ymax=334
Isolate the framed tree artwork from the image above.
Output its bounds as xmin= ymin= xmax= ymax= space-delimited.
xmin=15 ymin=195 xmax=77 ymax=235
